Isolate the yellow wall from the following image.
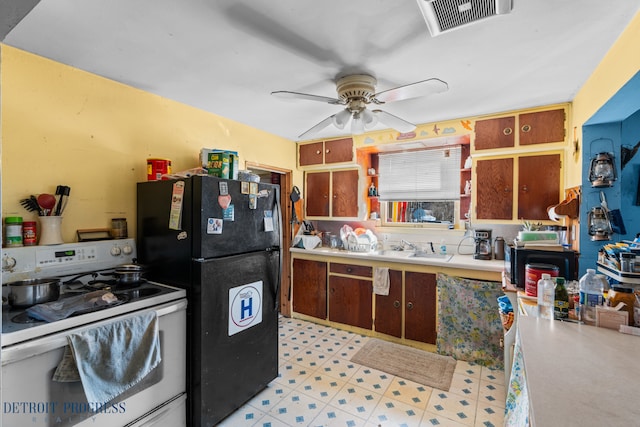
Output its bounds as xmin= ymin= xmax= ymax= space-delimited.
xmin=570 ymin=11 xmax=640 ymax=187
xmin=1 ymin=45 xmax=300 ymax=242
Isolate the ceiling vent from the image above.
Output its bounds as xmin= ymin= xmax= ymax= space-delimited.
xmin=416 ymin=0 xmax=513 ymax=36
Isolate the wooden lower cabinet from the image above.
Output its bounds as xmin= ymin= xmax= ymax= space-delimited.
xmin=292 ymin=256 xmax=437 ymax=346
xmin=374 ymin=270 xmax=437 ymax=345
xmin=405 ymin=272 xmax=437 ymax=344
xmin=328 ymin=275 xmax=373 ymax=329
xmin=292 ymin=259 xmax=327 ymax=320
xmin=374 ymin=270 xmax=403 ymax=338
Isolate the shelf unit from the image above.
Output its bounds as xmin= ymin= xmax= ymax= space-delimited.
xmin=460 ymin=142 xmax=471 ymax=220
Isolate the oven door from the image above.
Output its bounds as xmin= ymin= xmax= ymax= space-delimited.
xmin=1 ymin=299 xmax=187 ymax=427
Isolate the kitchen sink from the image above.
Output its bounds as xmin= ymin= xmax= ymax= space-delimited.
xmin=370 ymin=249 xmax=412 ymax=257
xmin=408 ymin=252 xmax=452 ymax=261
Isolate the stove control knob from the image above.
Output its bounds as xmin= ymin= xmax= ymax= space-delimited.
xmin=122 ymin=244 xmax=133 ymax=255
xmin=110 ymin=246 xmax=122 ymax=256
xmin=2 ymin=255 xmax=16 ymax=271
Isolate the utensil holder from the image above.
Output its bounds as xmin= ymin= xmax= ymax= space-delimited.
xmin=39 ymin=216 xmax=64 ymax=245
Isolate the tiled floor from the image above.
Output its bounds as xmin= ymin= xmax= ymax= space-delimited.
xmin=218 ymin=317 xmax=506 ymax=427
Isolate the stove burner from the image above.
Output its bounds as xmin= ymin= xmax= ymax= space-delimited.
xmin=85 ymin=278 xmax=147 ymax=291
xmin=11 ymin=312 xmax=44 ymax=324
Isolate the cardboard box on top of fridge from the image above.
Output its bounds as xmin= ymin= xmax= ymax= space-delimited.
xmin=201 ymin=148 xmax=239 ymax=180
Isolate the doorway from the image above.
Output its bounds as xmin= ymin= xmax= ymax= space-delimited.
xmin=245 ymin=161 xmax=293 ymax=317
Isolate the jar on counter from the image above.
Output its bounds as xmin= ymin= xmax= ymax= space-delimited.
xmin=607 ymin=286 xmax=636 ymax=325
xmin=22 ymin=221 xmax=37 ymax=246
xmin=620 ymin=252 xmax=636 ymax=273
xmin=4 ymin=216 xmax=23 ymax=247
xmin=111 ymin=218 xmax=128 ymax=239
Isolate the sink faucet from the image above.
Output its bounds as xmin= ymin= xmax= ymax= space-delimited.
xmin=400 ymin=239 xmax=436 ymax=253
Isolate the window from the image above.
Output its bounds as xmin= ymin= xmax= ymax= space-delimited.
xmin=378 ymin=146 xmax=461 ymax=225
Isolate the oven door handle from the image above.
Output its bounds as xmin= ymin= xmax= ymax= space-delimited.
xmin=1 ymin=299 xmax=187 ymax=366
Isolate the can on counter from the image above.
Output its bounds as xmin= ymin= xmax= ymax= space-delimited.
xmin=22 ymin=221 xmax=37 ymax=246
xmin=4 ymin=216 xmax=23 ymax=247
xmin=147 ymin=158 xmax=172 ymax=181
xmin=525 ymin=263 xmax=559 ymax=297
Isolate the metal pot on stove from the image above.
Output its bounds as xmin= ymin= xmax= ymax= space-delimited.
xmin=4 ymin=278 xmax=61 ymax=308
xmin=111 ymin=263 xmax=146 ymax=284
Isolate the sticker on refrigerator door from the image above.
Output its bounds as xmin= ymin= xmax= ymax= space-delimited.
xmin=264 ymin=210 xmax=274 ymax=232
xmin=207 ymin=218 xmax=223 ymax=234
xmin=248 ymin=194 xmax=257 ymax=210
xmin=169 ymin=181 xmax=185 ymax=230
xmin=229 ymin=280 xmax=263 ymax=336
xmin=223 ymin=204 xmax=235 ymax=221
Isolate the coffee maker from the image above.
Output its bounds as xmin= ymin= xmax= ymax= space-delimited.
xmin=474 ymin=229 xmax=492 ymax=260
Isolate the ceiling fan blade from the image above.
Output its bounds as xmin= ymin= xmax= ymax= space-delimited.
xmin=298 ymin=115 xmax=336 ymax=140
xmin=271 ymin=90 xmax=343 ymax=105
xmin=224 ymin=4 xmax=344 ymax=68
xmin=372 ymin=110 xmax=416 ymax=133
xmin=373 ymin=78 xmax=449 ymax=104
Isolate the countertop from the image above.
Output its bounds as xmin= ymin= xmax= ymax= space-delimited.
xmin=518 ymin=316 xmax=640 ymax=426
xmin=289 ymin=246 xmax=504 ymax=273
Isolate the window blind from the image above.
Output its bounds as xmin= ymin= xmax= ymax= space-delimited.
xmin=378 ymin=146 xmax=461 ymax=201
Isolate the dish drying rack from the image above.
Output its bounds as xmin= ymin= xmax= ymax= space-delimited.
xmin=340 ymin=226 xmax=378 ymax=253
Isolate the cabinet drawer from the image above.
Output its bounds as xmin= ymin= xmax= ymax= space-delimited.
xmin=330 ymin=263 xmax=372 ymax=278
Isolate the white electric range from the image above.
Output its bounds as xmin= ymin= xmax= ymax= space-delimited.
xmin=1 ymin=239 xmax=188 ymax=427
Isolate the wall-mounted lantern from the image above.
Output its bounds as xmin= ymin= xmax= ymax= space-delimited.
xmin=587 ymin=206 xmax=613 ymax=241
xmin=588 ymin=152 xmax=616 ymax=187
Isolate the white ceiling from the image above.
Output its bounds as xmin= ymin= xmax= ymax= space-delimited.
xmin=2 ymin=0 xmax=639 ymax=142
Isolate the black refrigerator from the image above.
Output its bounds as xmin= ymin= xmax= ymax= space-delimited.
xmin=136 ymin=175 xmax=280 ymax=426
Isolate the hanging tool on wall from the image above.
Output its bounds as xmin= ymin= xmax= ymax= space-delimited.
xmin=289 ymin=186 xmax=301 ymax=227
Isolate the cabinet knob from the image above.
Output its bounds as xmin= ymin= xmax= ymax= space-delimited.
xmin=316 ymin=150 xmax=321 ymax=155
xmin=393 ymin=300 xmax=400 ymax=308
xmin=504 ymin=187 xmax=510 ymax=193
xmin=347 ymin=267 xmax=352 ymax=273
xmin=503 ymin=127 xmax=513 ymax=136
xmin=325 ymin=149 xmax=330 ymax=154
xmin=521 ymin=124 xmax=531 ymax=133
xmin=333 ymin=195 xmax=337 ymax=199
xmin=407 ymin=301 xmax=414 ymax=310
xmin=522 ymin=185 xmax=528 ymax=192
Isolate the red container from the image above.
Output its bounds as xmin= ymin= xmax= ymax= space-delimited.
xmin=147 ymin=158 xmax=172 ymax=181
xmin=22 ymin=221 xmax=37 ymax=246
xmin=525 ymin=263 xmax=559 ymax=297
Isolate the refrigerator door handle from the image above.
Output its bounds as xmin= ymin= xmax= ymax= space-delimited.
xmin=273 ymin=187 xmax=283 ymax=311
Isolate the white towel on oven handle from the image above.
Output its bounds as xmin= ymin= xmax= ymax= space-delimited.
xmin=60 ymin=311 xmax=161 ymax=406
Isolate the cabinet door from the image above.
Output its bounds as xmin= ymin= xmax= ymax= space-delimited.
xmin=299 ymin=142 xmax=324 ymax=166
xmin=332 ymin=169 xmax=359 ymax=217
xmin=474 ymin=116 xmax=515 ymax=150
xmin=518 ymin=154 xmax=560 ymax=220
xmin=519 ymin=109 xmax=565 ymax=146
xmin=306 ymin=171 xmax=330 ymax=217
xmin=374 ymin=270 xmax=402 ymax=338
xmin=324 ymin=138 xmax=353 ymax=164
xmin=476 ymin=158 xmax=514 ymax=220
xmin=405 ymin=272 xmax=437 ymax=344
xmin=292 ymin=259 xmax=327 ymax=319
xmin=328 ymin=275 xmax=372 ymax=329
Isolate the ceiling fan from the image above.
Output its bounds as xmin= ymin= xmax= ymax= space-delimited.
xmin=272 ymin=74 xmax=449 ymax=140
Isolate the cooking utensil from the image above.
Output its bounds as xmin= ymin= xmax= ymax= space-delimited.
xmin=5 ymin=277 xmax=61 ymax=308
xmin=37 ymin=193 xmax=57 ymax=216
xmin=54 ymin=185 xmax=71 ymax=216
xmin=20 ymin=195 xmax=43 ymax=215
xmin=100 ymin=263 xmax=147 ymax=284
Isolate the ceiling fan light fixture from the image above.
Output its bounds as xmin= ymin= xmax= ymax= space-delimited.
xmin=351 ymin=113 xmax=365 ymax=135
xmin=362 ymin=108 xmax=378 ymax=129
xmin=333 ymin=109 xmax=352 ymax=130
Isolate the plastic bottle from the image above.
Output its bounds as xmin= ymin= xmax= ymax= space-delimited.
xmin=4 ymin=216 xmax=23 ymax=247
xmin=579 ymin=268 xmax=604 ymax=325
xmin=537 ymin=273 xmax=555 ymax=320
xmin=439 ymin=239 xmax=447 ymax=255
xmin=553 ymin=277 xmax=569 ymax=320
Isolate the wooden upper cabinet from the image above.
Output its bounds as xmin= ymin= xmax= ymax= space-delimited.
xmin=519 ymin=109 xmax=565 ymax=146
xmin=306 ymin=171 xmax=330 ymax=217
xmin=476 ymin=158 xmax=514 ymax=220
xmin=332 ymin=169 xmax=359 ymax=217
xmin=299 ymin=138 xmax=354 ymax=167
xmin=299 ymin=142 xmax=324 ymax=166
xmin=474 ymin=116 xmax=515 ymax=150
xmin=324 ymin=138 xmax=354 ymax=163
xmin=518 ymin=154 xmax=561 ymax=220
